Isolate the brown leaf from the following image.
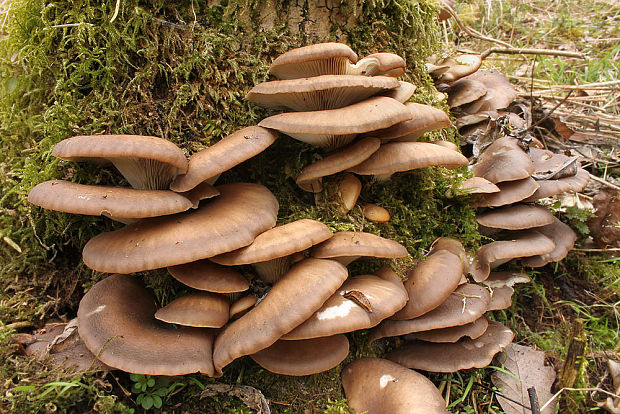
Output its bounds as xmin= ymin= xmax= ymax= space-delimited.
xmin=588 ymin=189 xmax=620 ymax=250
xmin=200 ymin=384 xmax=270 ymax=413
xmin=492 ymin=343 xmax=557 ymax=414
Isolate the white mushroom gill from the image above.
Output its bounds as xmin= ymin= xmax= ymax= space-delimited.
xmin=316 ymin=301 xmax=356 ymax=320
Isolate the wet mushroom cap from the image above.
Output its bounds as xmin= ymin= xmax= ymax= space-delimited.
xmin=476 ymin=204 xmax=555 ymax=230
xmin=409 ymin=316 xmax=489 ymax=343
xmin=385 ymin=320 xmax=514 ymax=372
xmin=154 ymin=292 xmax=230 ymax=328
xmin=342 ymin=357 xmax=449 ymax=414
xmin=170 ymin=126 xmax=278 ymax=192
xmin=77 ymin=274 xmax=214 ymax=376
xmin=311 ymin=231 xmax=408 ymax=262
xmin=28 ymin=180 xmax=195 ymax=219
xmin=268 ymin=43 xmax=359 ymax=79
xmin=167 ymin=259 xmax=249 ymax=293
xmin=250 ymin=335 xmax=349 ymax=376
xmin=82 ymin=183 xmax=279 ymax=273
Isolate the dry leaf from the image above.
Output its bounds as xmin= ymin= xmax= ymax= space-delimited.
xmin=492 ymin=343 xmax=556 ymax=414
xmin=200 ymin=384 xmax=270 ymax=413
xmin=588 ymin=189 xmax=620 ymax=250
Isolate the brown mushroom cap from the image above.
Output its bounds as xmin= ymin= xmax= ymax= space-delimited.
xmin=476 ymin=204 xmax=555 ymax=231
xmin=370 ymin=284 xmax=490 ymax=342
xmin=310 ymin=231 xmax=409 ymax=265
xmin=437 ymin=54 xmax=483 ymax=83
xmin=28 ymin=180 xmax=195 ymax=219
xmin=487 ymin=286 xmax=514 ymax=311
xmin=381 ymin=81 xmax=417 ymax=103
xmin=459 ymin=177 xmax=501 ymax=194
xmin=348 ymin=142 xmax=468 ymax=177
xmin=459 ymin=70 xmax=517 ymax=112
xmin=337 ymin=173 xmax=362 ymax=213
xmin=82 ymin=183 xmax=279 ymax=273
xmin=522 ymin=167 xmax=590 ymax=201
xmin=210 ymin=219 xmax=333 ymax=266
xmin=472 ymin=177 xmax=540 ymax=208
xmin=268 ymin=43 xmax=359 ymax=80
xmin=230 ymin=295 xmax=258 ymax=319
xmin=364 ymin=204 xmax=391 ymax=222
xmin=251 ymin=335 xmax=349 ymax=376
xmin=155 ymin=292 xmax=230 ymax=328
xmin=472 ymin=137 xmax=534 ymax=184
xmin=170 ymin=126 xmax=278 ymax=192
xmin=168 ymin=259 xmax=249 ymax=293
xmin=483 ymin=271 xmax=531 ymax=288
xmin=445 ymin=79 xmax=488 ymax=108
xmin=522 ymin=217 xmax=577 ymax=267
xmin=212 ymin=258 xmax=348 ymax=375
xmin=355 ymin=52 xmax=406 ymax=77
xmin=77 ymin=274 xmax=214 ymax=376
xmin=247 ymin=75 xmax=400 ymax=111
xmin=385 ymin=320 xmax=514 ymax=372
xmin=258 ymin=96 xmax=413 ymax=148
xmin=296 ymin=137 xmax=381 ymax=193
xmin=529 ymin=147 xmax=573 ymax=175
xmin=52 ymin=135 xmax=188 ymax=190
xmin=392 ymin=250 xmax=464 ymax=320
xmin=342 ymin=357 xmax=449 ymax=414
xmin=469 ymin=230 xmax=556 ymax=282
xmin=282 ymin=274 xmax=408 ymax=340
xmin=409 ymin=316 xmax=489 ymax=343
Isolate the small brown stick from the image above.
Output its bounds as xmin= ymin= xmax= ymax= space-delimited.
xmin=442 ymin=5 xmax=514 ymax=48
xmin=572 ymin=248 xmax=620 ymax=253
xmin=588 ymin=173 xmax=620 ymax=191
xmin=481 ymin=47 xmax=584 ymax=60
xmin=526 ymin=90 xmax=574 ymax=132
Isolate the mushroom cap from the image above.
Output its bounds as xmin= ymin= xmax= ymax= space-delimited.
xmin=268 ymin=43 xmax=358 ymax=79
xmin=430 ymin=237 xmax=470 ymax=274
xmin=472 ymin=177 xmax=540 ymax=208
xmin=342 ymin=358 xmax=449 ymax=414
xmin=445 ymin=79 xmax=487 ymax=108
xmin=212 ymin=258 xmax=348 ymax=375
xmin=472 ymin=137 xmax=534 ymax=184
xmin=483 ymin=271 xmax=531 ymax=288
xmin=392 ymin=250 xmax=464 ymax=320
xmin=258 ymin=96 xmax=412 ymax=148
xmin=348 ymin=142 xmax=468 ymax=176
xmin=28 ymin=180 xmax=195 ymax=219
xmin=487 ymin=286 xmax=514 ymax=311
xmin=385 ymin=320 xmax=514 ymax=372
xmin=459 ymin=70 xmax=517 ymax=112
xmin=529 ymin=147 xmax=573 ymax=175
xmin=363 ymin=204 xmax=391 ymax=223
xmin=82 ymin=183 xmax=279 ymax=273
xmin=437 ymin=54 xmax=483 ymax=83
xmin=459 ymin=177 xmax=501 ymax=194
xmin=310 ymin=231 xmax=409 ymax=263
xmin=369 ymin=284 xmax=490 ymax=342
xmin=296 ymin=137 xmax=381 ymax=193
xmin=409 ymin=316 xmax=489 ymax=343
xmin=167 ymin=259 xmax=249 ymax=293
xmin=77 ymin=274 xmax=214 ymax=376
xmin=469 ymin=230 xmax=556 ymax=282
xmin=356 ymin=52 xmax=406 ymax=77
xmin=476 ymin=204 xmax=555 ymax=230
xmin=282 ymin=274 xmax=408 ymax=340
xmin=522 ymin=167 xmax=590 ymax=201
xmin=381 ymin=81 xmax=417 ymax=103
xmin=154 ymin=292 xmax=230 ymax=328
xmin=362 ymin=102 xmax=452 ymax=142
xmin=337 ymin=173 xmax=362 ymax=213
xmin=230 ymin=295 xmax=258 ymax=319
xmin=247 ymin=75 xmax=400 ymax=111
xmin=251 ymin=335 xmax=349 ymax=376
xmin=210 ymin=219 xmax=333 ymax=266
xmin=179 ymin=181 xmax=220 ymax=208
xmin=522 ymin=217 xmax=577 ymax=267
xmin=170 ymin=126 xmax=278 ymax=192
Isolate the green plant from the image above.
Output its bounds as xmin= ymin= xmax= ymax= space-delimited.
xmin=130 ymin=374 xmax=174 ymax=410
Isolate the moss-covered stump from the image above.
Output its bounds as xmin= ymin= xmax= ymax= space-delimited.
xmin=0 ymin=0 xmax=480 ymax=411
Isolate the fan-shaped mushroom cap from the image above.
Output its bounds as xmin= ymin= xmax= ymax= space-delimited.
xmin=487 ymin=286 xmax=514 ymax=311
xmin=348 ymin=142 xmax=468 ymax=178
xmin=211 ymin=219 xmax=333 ymax=265
xmin=483 ymin=271 xmax=530 ymax=288
xmin=355 ymin=52 xmax=406 ymax=77
xmin=459 ymin=177 xmax=501 ymax=194
xmin=362 ymin=102 xmax=452 ymax=142
xmin=310 ymin=231 xmax=408 ymax=266
xmin=469 ymin=230 xmax=556 ymax=282
xmin=296 ymin=137 xmax=381 ymax=192
xmin=258 ymin=96 xmax=412 ymax=148
xmin=364 ymin=204 xmax=391 ymax=222
xmin=529 ymin=147 xmax=573 ymax=175
xmin=82 ymin=183 xmax=279 ymax=273
xmin=52 ymin=135 xmax=188 ymax=190
xmin=409 ymin=316 xmax=489 ymax=343
xmin=212 ymin=258 xmax=348 ymax=375
xmin=77 ymin=274 xmax=214 ymax=376
xmin=342 ymin=357 xmax=449 ymax=414
xmin=430 ymin=237 xmax=470 ymax=273
xmin=385 ymin=320 xmax=514 ymax=372
xmin=522 ymin=217 xmax=577 ymax=267
xmin=168 ymin=259 xmax=249 ymax=293
xmin=155 ymin=292 xmax=230 ymax=328
xmin=28 ymin=180 xmax=194 ymax=219
xmin=445 ymin=79 xmax=487 ymax=108
xmin=247 ymin=75 xmax=399 ymax=111
xmin=381 ymin=81 xmax=417 ymax=103
xmin=268 ymin=43 xmax=358 ymax=80
xmin=437 ymin=54 xmax=482 ymax=83
xmin=282 ymin=274 xmax=408 ymax=340
xmin=170 ymin=126 xmax=278 ymax=192
xmin=230 ymin=295 xmax=258 ymax=319
xmin=180 ymin=181 xmax=220 ymax=208
xmin=472 ymin=177 xmax=540 ymax=208
xmin=476 ymin=204 xmax=555 ymax=231
xmin=337 ymin=173 xmax=362 ymax=213
xmin=251 ymin=335 xmax=349 ymax=376
xmin=522 ymin=168 xmax=590 ymax=201
xmin=459 ymin=70 xmax=517 ymax=112
xmin=472 ymin=137 xmax=534 ymax=184
xmin=432 ymin=140 xmax=459 ymax=152
xmin=370 ymin=284 xmax=490 ymax=342
xmin=392 ymin=250 xmax=464 ymax=320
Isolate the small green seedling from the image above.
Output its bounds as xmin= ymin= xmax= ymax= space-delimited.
xmin=130 ymin=374 xmax=170 ymax=410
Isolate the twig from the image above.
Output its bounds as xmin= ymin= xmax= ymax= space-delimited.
xmin=528 ymin=387 xmax=541 ymax=414
xmin=573 ymin=248 xmax=620 ymax=253
xmin=481 ymin=47 xmax=584 ymax=60
xmin=540 ymin=387 xmax=620 ymax=412
xmin=589 ymin=173 xmax=620 ymax=190
xmin=526 ymin=90 xmax=574 ymax=132
xmin=443 ymin=5 xmax=514 ymax=48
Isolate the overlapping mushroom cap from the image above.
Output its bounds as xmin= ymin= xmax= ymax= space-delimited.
xmin=167 ymin=259 xmax=250 ymax=293
xmin=476 ymin=204 xmax=555 ymax=231
xmin=268 ymin=43 xmax=359 ymax=79
xmin=409 ymin=317 xmax=489 ymax=343
xmin=342 ymin=358 xmax=449 ymax=414
xmin=77 ymin=274 xmax=215 ymax=376
xmin=82 ymin=182 xmax=279 ymax=273
xmin=154 ymin=292 xmax=230 ymax=328
xmin=310 ymin=231 xmax=408 ymax=265
xmin=472 ymin=137 xmax=534 ymax=184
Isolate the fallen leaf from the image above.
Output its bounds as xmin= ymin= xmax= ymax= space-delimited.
xmin=588 ymin=189 xmax=620 ymax=250
xmin=492 ymin=343 xmax=557 ymax=414
xmin=200 ymin=384 xmax=270 ymax=413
